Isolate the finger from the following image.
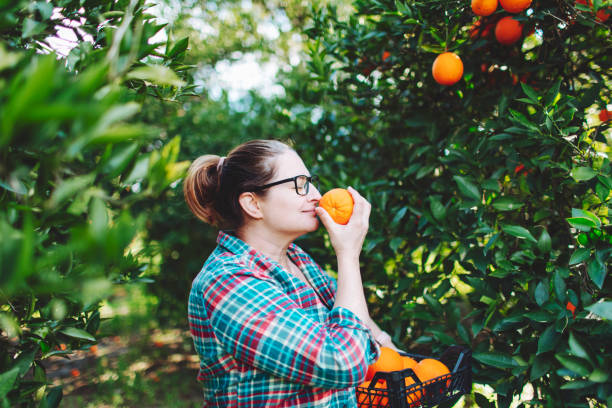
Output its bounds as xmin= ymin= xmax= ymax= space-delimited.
xmin=348 ymin=186 xmax=370 ymax=220
xmin=315 ymin=206 xmax=336 ymax=229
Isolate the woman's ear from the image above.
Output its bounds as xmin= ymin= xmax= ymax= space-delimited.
xmin=238 ymin=192 xmax=263 ymax=220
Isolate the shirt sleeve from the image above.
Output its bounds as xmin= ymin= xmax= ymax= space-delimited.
xmin=200 ymin=264 xmax=380 ymax=389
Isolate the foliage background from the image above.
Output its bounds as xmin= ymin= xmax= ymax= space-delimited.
xmin=1 ymin=0 xmax=611 ymax=407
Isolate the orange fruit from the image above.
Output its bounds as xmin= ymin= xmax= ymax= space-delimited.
xmin=576 ymin=0 xmax=610 ymax=22
xmin=356 ymin=380 xmax=371 ymax=407
xmin=366 ymin=346 xmax=404 ymax=381
xmin=472 ymin=0 xmax=498 ymax=16
xmin=495 ymin=16 xmax=523 ymax=45
xmin=405 ymin=376 xmax=423 ymax=406
xmin=401 ymin=356 xmax=418 ymax=370
xmin=373 ymin=380 xmax=389 ymax=406
xmin=499 ymin=0 xmax=532 ymax=13
xmin=596 ymin=7 xmax=610 ymax=22
xmin=318 ymin=188 xmax=354 ymax=225
xmin=357 ymin=380 xmax=388 ymax=407
xmin=432 ymin=52 xmax=464 ymax=86
xmin=382 ymin=50 xmax=391 ymax=61
xmin=599 ymin=110 xmax=610 ymax=122
xmin=413 ymin=358 xmax=452 ymax=389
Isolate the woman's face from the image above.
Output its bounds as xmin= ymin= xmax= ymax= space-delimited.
xmin=257 ymin=150 xmax=322 ymax=237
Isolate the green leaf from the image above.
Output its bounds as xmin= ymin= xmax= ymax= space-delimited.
xmin=423 ymin=293 xmax=443 ymax=316
xmin=555 ymin=354 xmax=591 ymax=376
xmin=59 ymin=327 xmax=96 ymax=342
xmin=389 ymin=237 xmax=403 ymax=252
xmin=538 ymin=325 xmax=560 ymax=354
xmin=509 ymin=108 xmax=538 ymax=130
xmin=14 ymin=349 xmax=36 ymax=376
xmin=570 ymin=167 xmax=597 ymax=181
xmin=166 ymin=37 xmax=189 ymax=58
xmin=560 ymin=380 xmax=594 ymax=390
xmin=390 ymin=206 xmax=408 ymax=227
xmin=571 ymin=208 xmax=601 ymax=227
xmin=521 ymin=82 xmax=539 ymax=102
xmin=553 ymin=270 xmax=566 ymax=302
xmin=588 ymin=368 xmax=609 ymax=383
xmin=530 ymin=355 xmax=552 ymax=380
xmin=537 ymin=229 xmax=552 ymax=253
xmin=569 ymin=248 xmax=590 ymax=265
xmin=569 ymin=332 xmax=592 ymax=362
xmin=22 ymin=18 xmax=46 ymax=38
xmin=566 ymin=217 xmax=596 ymax=232
xmin=587 ymin=257 xmax=606 ymax=289
xmin=429 ymin=197 xmax=446 ymax=220
xmin=47 ymin=174 xmax=96 ymax=209
xmin=453 ymin=175 xmax=481 ymax=201
xmin=595 ymin=182 xmax=609 ymax=201
xmin=502 ymin=225 xmax=537 ymax=243
xmin=0 ymin=367 xmax=20 ymax=400
xmin=535 ymin=281 xmax=549 ymax=306
xmin=585 ymin=301 xmax=612 ymax=320
xmin=524 ymin=310 xmax=554 ymax=323
xmin=473 ymin=352 xmax=520 ymax=368
xmin=492 ymin=197 xmax=524 ymax=211
xmin=101 ymin=142 xmax=140 ymax=178
xmin=456 ymin=322 xmax=471 ymax=345
xmin=126 ymin=65 xmax=186 ymax=87
xmin=44 ymin=387 xmax=63 ymax=408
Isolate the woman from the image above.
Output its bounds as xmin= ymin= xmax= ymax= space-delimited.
xmin=183 ymin=139 xmax=400 ymax=407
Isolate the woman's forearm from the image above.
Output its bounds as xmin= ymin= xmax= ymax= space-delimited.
xmin=333 ymin=254 xmax=371 ymax=324
xmin=364 ymin=316 xmax=401 ymax=352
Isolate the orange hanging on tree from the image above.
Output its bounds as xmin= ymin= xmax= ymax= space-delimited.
xmin=495 ymin=16 xmax=523 ymax=45
xmin=432 ymin=52 xmax=464 ymax=86
xmin=576 ymin=0 xmax=611 ymax=22
xmin=472 ymin=0 xmax=498 ymax=16
xmin=499 ymin=0 xmax=532 ymax=13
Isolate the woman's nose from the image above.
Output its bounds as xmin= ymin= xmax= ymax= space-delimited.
xmin=309 ymin=185 xmax=322 ymax=201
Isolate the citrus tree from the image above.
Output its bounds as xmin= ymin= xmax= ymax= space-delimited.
xmin=276 ymin=0 xmax=611 ymax=406
xmin=0 ymin=1 xmax=192 ymax=406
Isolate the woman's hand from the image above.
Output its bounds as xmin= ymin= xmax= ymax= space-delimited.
xmin=315 ymin=186 xmax=371 ymax=260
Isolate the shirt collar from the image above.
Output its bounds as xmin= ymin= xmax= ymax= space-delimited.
xmin=216 ymin=230 xmax=334 ymax=309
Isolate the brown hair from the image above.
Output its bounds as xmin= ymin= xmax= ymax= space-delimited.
xmin=183 ymin=139 xmax=293 ymax=228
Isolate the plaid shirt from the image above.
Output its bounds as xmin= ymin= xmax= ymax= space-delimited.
xmin=188 ymin=231 xmax=380 ymax=407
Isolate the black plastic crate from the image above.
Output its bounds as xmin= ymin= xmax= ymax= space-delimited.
xmin=355 ymin=345 xmax=472 ymax=408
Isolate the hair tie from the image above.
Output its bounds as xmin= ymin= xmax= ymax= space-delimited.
xmin=217 ymin=156 xmax=226 ymax=173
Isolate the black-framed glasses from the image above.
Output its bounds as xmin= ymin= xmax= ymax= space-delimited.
xmin=253 ymin=175 xmax=318 ymax=196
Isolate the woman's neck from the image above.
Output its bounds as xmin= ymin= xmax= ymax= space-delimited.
xmin=236 ymin=224 xmax=293 ymax=265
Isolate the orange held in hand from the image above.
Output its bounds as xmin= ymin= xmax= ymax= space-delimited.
xmin=471 ymin=0 xmax=498 ymax=16
xmin=432 ymin=52 xmax=464 ymax=86
xmin=495 ymin=16 xmax=523 ymax=45
xmin=499 ymin=0 xmax=532 ymax=13
xmin=318 ymin=188 xmax=354 ymax=225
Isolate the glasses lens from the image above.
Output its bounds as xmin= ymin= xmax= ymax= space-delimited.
xmin=296 ymin=176 xmax=309 ymax=195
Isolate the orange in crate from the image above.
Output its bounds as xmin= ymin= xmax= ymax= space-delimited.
xmin=401 ymin=356 xmax=418 ymax=370
xmin=413 ymin=358 xmax=452 ymax=396
xmin=357 ymin=380 xmax=388 ymax=407
xmin=404 ymin=376 xmax=423 ymax=406
xmin=366 ymin=347 xmax=404 ymax=381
